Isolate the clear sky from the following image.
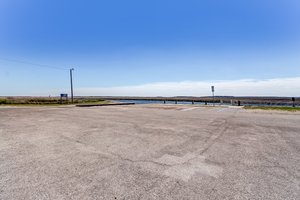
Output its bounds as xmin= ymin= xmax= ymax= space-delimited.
xmin=1 ymin=0 xmax=300 ymax=96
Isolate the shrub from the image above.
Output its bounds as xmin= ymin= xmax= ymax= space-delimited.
xmin=0 ymin=98 xmax=7 ymax=104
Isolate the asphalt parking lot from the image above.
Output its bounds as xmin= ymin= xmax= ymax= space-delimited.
xmin=0 ymin=105 xmax=299 ymax=200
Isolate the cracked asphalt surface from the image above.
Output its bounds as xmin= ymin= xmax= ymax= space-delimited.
xmin=0 ymin=105 xmax=299 ymax=200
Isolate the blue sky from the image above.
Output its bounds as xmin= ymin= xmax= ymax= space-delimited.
xmin=1 ymin=0 xmax=300 ymax=96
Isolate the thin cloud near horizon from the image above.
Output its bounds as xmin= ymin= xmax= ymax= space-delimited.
xmin=54 ymin=77 xmax=300 ymax=97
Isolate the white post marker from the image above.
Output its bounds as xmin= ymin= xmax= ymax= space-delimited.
xmin=211 ymin=86 xmax=215 ymax=107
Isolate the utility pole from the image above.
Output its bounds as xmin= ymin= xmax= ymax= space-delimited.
xmin=211 ymin=86 xmax=215 ymax=107
xmin=70 ymin=68 xmax=74 ymax=104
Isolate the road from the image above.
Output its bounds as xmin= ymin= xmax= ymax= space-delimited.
xmin=0 ymin=105 xmax=299 ymax=200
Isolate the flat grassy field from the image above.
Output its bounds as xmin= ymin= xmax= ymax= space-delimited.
xmin=244 ymin=106 xmax=300 ymax=112
xmin=0 ymin=97 xmax=110 ymax=106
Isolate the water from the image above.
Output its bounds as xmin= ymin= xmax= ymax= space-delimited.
xmin=115 ymin=99 xmax=219 ymax=106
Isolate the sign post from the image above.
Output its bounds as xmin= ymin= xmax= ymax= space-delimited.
xmin=60 ymin=93 xmax=68 ymax=104
xmin=211 ymin=86 xmax=215 ymax=107
xmin=70 ymin=68 xmax=74 ymax=104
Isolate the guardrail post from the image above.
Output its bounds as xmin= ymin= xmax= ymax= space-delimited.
xmin=292 ymin=97 xmax=295 ymax=107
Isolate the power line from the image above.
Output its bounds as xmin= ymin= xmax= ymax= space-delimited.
xmin=0 ymin=57 xmax=68 ymax=71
